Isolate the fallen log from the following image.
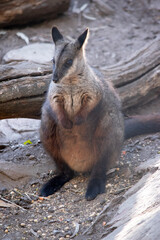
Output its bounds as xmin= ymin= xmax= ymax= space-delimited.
xmin=0 ymin=0 xmax=70 ymax=28
xmin=0 ymin=39 xmax=160 ymax=119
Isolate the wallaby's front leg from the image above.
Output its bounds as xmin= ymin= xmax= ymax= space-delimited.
xmin=49 ymin=97 xmax=73 ymax=129
xmin=74 ymin=95 xmax=101 ymax=125
xmin=40 ymin=161 xmax=74 ymax=197
xmin=74 ymin=104 xmax=89 ymax=125
xmin=85 ymin=153 xmax=109 ymax=201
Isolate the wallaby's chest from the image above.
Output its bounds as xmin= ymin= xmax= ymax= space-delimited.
xmin=57 ymin=125 xmax=97 ymax=172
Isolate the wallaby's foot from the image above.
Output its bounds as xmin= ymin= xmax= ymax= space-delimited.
xmin=85 ymin=178 xmax=106 ymax=201
xmin=40 ymin=174 xmax=73 ymax=197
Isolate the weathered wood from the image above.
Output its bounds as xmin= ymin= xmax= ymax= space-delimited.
xmin=0 ymin=0 xmax=70 ymax=27
xmin=0 ymin=39 xmax=160 ymax=119
xmin=103 ymin=38 xmax=160 ymax=109
xmin=102 ymin=157 xmax=160 ymax=240
xmin=102 ymin=39 xmax=160 ymax=87
xmin=0 ymin=62 xmax=52 ymax=119
xmin=119 ymin=65 xmax=160 ymax=110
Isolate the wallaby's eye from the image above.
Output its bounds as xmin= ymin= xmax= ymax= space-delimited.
xmin=65 ymin=59 xmax=73 ymax=67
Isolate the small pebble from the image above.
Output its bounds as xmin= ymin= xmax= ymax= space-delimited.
xmin=102 ymin=221 xmax=106 ymax=226
xmin=20 ymin=223 xmax=26 ymax=227
xmin=29 ymin=155 xmax=36 ymax=160
xmin=86 ymin=217 xmax=93 ymax=222
xmin=151 ymin=135 xmax=159 ymax=141
xmin=100 ymin=199 xmax=106 ymax=205
xmin=136 ymin=146 xmax=143 ymax=151
xmin=48 ymin=208 xmax=54 ymax=213
xmin=53 ymin=230 xmax=61 ymax=235
xmin=64 ymin=226 xmax=69 ymax=231
xmin=49 ymin=220 xmax=55 ymax=223
xmin=26 ymin=152 xmax=31 ymax=156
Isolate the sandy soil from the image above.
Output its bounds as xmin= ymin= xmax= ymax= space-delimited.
xmin=0 ymin=0 xmax=160 ymax=239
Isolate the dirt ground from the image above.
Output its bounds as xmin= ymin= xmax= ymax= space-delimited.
xmin=0 ymin=0 xmax=160 ymax=239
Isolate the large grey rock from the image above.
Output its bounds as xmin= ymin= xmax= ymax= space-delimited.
xmin=0 ymin=160 xmax=54 ymax=190
xmin=0 ymin=119 xmax=40 ymax=143
xmin=103 ymin=156 xmax=160 ymax=240
xmin=0 ymin=118 xmax=55 ymax=191
xmin=3 ymin=43 xmax=55 ymax=64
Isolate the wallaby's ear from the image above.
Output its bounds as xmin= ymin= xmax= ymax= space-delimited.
xmin=76 ymin=28 xmax=89 ymax=49
xmin=52 ymin=26 xmax=64 ymax=44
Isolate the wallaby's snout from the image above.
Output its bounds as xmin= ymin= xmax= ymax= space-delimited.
xmin=53 ymin=70 xmax=58 ymax=83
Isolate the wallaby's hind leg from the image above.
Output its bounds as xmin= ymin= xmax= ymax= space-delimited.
xmin=40 ymin=162 xmax=74 ymax=197
xmin=85 ymin=154 xmax=110 ymax=201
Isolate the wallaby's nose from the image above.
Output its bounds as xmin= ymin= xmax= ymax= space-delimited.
xmin=53 ymin=71 xmax=58 ymax=83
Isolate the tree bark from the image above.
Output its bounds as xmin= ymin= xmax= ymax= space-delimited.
xmin=0 ymin=39 xmax=160 ymax=119
xmin=0 ymin=0 xmax=70 ymax=28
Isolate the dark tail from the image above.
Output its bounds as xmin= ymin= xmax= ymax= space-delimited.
xmin=124 ymin=115 xmax=160 ymax=139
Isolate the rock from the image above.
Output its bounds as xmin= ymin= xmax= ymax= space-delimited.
xmin=136 ymin=145 xmax=143 ymax=151
xmin=150 ymin=135 xmax=160 ymax=141
xmin=28 ymin=155 xmax=36 ymax=160
xmin=102 ymin=156 xmax=160 ymax=240
xmin=0 ymin=119 xmax=40 ymax=144
xmin=3 ymin=43 xmax=55 ymax=64
xmin=0 ymin=161 xmax=55 ymax=190
xmin=0 ymin=143 xmax=9 ymax=150
xmin=53 ymin=230 xmax=61 ymax=235
xmin=20 ymin=223 xmax=26 ymax=227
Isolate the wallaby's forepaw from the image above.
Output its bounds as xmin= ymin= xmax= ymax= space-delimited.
xmin=40 ymin=175 xmax=70 ymax=197
xmin=85 ymin=178 xmax=105 ymax=201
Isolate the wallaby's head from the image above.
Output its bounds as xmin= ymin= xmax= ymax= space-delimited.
xmin=51 ymin=26 xmax=89 ymax=83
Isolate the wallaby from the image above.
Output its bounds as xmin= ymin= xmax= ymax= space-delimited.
xmin=40 ymin=27 xmax=160 ymax=200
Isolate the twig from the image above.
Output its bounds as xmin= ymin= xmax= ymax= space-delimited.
xmin=25 ymin=192 xmax=49 ymax=200
xmin=13 ymin=189 xmax=24 ymax=196
xmin=0 ymin=196 xmax=27 ymax=211
xmin=25 ymin=192 xmax=32 ymax=201
xmin=70 ymin=222 xmax=80 ymax=238
xmin=113 ymin=186 xmax=130 ymax=195
xmin=13 ymin=189 xmax=32 ymax=201
xmin=13 ymin=189 xmax=30 ymax=200
xmin=30 ymin=228 xmax=39 ymax=238
xmin=89 ymin=26 xmax=106 ymax=31
xmin=16 ymin=32 xmax=30 ymax=45
xmin=100 ymin=226 xmax=117 ymax=238
xmin=82 ymin=13 xmax=96 ymax=21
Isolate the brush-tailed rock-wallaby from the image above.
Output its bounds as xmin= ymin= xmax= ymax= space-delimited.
xmin=40 ymin=27 xmax=160 ymax=200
